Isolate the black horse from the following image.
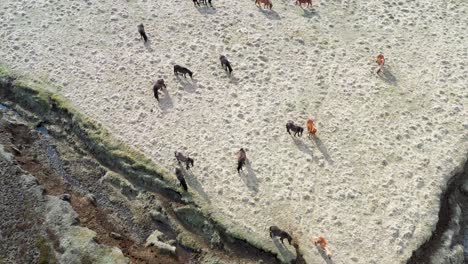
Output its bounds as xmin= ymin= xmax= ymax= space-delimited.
xmin=137 ymin=24 xmax=148 ymax=42
xmin=175 ymin=168 xmax=188 ymax=191
xmin=286 ymin=121 xmax=303 ymax=137
xmin=175 ymin=151 xmax=194 ymax=170
xmin=153 ymin=79 xmax=166 ymax=102
xmin=220 ymin=55 xmax=233 ymax=74
xmin=174 ymin=65 xmax=193 ymax=79
xmin=269 ymin=226 xmax=293 ymax=245
xmin=237 ymin=148 xmax=247 ymax=173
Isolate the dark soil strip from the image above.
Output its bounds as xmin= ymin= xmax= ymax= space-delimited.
xmin=407 ymin=160 xmax=468 ymax=264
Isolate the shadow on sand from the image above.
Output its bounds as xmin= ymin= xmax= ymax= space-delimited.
xmin=143 ymin=39 xmax=153 ymax=52
xmin=258 ymin=8 xmax=281 ymax=20
xmin=240 ymin=160 xmax=259 ymax=192
xmin=175 ymin=76 xmax=198 ymax=93
xmin=180 ymin=166 xmax=210 ymax=202
xmin=312 ymin=136 xmax=334 ymax=165
xmin=316 ymin=245 xmax=334 ymax=264
xmin=378 ymin=66 xmax=398 ymax=85
xmin=196 ymin=6 xmax=217 ymax=15
xmin=272 ymin=238 xmax=296 ymax=263
xmin=302 ymin=8 xmax=320 ymax=18
xmin=159 ymin=88 xmax=174 ymax=111
xmin=292 ymin=137 xmax=314 ymax=160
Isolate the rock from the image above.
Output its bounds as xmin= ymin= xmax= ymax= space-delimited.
xmin=460 ymin=181 xmax=468 ymax=197
xmin=10 ymin=146 xmax=21 ymax=155
xmin=59 ymin=194 xmax=71 ymax=202
xmin=145 ymin=230 xmax=176 ymax=255
xmin=150 ymin=210 xmax=170 ymax=224
xmin=111 ymin=232 xmax=123 ymax=240
xmin=45 ymin=196 xmax=129 ymax=263
xmin=85 ymin=193 xmax=97 ymax=206
xmin=174 ymin=206 xmax=222 ymax=248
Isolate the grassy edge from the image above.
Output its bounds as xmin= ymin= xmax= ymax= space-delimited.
xmin=0 ymin=65 xmax=277 ymax=258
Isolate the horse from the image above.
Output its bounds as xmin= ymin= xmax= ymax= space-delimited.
xmin=153 ymin=79 xmax=166 ymax=102
xmin=175 ymin=168 xmax=188 ymax=191
xmin=255 ymin=0 xmax=273 ymax=9
xmin=137 ymin=24 xmax=148 ymax=42
xmin=220 ymin=55 xmax=233 ymax=74
xmin=296 ymin=0 xmax=312 ymax=7
xmin=237 ymin=148 xmax=247 ymax=173
xmin=174 ymin=65 xmax=193 ymax=79
xmin=269 ymin=226 xmax=292 ymax=245
xmin=306 ymin=118 xmax=317 ymax=137
xmin=313 ymin=236 xmax=331 ymax=258
xmin=286 ymin=121 xmax=303 ymax=137
xmin=199 ymin=0 xmax=213 ymax=6
xmin=175 ymin=151 xmax=194 ymax=170
xmin=376 ymin=54 xmax=385 ymax=74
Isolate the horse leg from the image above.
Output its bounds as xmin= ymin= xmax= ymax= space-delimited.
xmin=154 ymin=89 xmax=159 ymax=102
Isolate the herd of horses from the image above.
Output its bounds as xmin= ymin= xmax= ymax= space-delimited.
xmin=255 ymin=0 xmax=313 ymax=10
xmin=190 ymin=0 xmax=313 ymax=10
xmin=133 ymin=0 xmax=345 ymax=260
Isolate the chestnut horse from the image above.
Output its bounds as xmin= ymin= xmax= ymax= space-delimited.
xmin=307 ymin=118 xmax=317 ymax=137
xmin=296 ymin=0 xmax=312 ymax=7
xmin=255 ymin=0 xmax=272 ymax=9
xmin=313 ymin=236 xmax=331 ymax=258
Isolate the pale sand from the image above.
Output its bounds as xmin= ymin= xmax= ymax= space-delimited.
xmin=1 ymin=0 xmax=467 ymax=263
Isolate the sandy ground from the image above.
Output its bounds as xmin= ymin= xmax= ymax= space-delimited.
xmin=1 ymin=0 xmax=467 ymax=263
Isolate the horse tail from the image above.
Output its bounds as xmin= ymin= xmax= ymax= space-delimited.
xmin=237 ymin=160 xmax=244 ymax=172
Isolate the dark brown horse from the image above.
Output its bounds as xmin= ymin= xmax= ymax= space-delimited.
xmin=175 ymin=151 xmax=194 ymax=170
xmin=175 ymin=168 xmax=188 ymax=191
xmin=174 ymin=65 xmax=193 ymax=79
xmin=237 ymin=148 xmax=247 ymax=173
xmin=269 ymin=226 xmax=292 ymax=245
xmin=220 ymin=55 xmax=233 ymax=74
xmin=296 ymin=0 xmax=312 ymax=8
xmin=286 ymin=121 xmax=303 ymax=137
xmin=137 ymin=24 xmax=148 ymax=42
xmin=255 ymin=0 xmax=272 ymax=9
xmin=153 ymin=79 xmax=166 ymax=102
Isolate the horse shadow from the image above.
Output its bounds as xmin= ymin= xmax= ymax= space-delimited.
xmin=316 ymin=246 xmax=334 ymax=264
xmin=175 ymin=76 xmax=197 ymax=93
xmin=159 ymin=88 xmax=174 ymax=111
xmin=302 ymin=8 xmax=320 ymax=18
xmin=312 ymin=136 xmax=334 ymax=165
xmin=378 ymin=66 xmax=398 ymax=85
xmin=292 ymin=137 xmax=314 ymax=160
xmin=143 ymin=39 xmax=154 ymax=52
xmin=180 ymin=166 xmax=210 ymax=202
xmin=258 ymin=8 xmax=281 ymax=20
xmin=196 ymin=6 xmax=217 ymax=15
xmin=272 ymin=238 xmax=296 ymax=263
xmin=240 ymin=160 xmax=259 ymax=192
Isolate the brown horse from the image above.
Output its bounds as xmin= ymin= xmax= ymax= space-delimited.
xmin=313 ymin=236 xmax=331 ymax=258
xmin=307 ymin=118 xmax=317 ymax=137
xmin=296 ymin=0 xmax=312 ymax=7
xmin=255 ymin=0 xmax=272 ymax=9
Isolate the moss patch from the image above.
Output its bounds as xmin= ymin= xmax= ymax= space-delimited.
xmin=36 ymin=236 xmax=58 ymax=264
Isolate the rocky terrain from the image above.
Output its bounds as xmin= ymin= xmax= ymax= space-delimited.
xmin=0 ymin=0 xmax=467 ymax=263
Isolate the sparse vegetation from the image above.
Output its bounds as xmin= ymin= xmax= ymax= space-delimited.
xmin=36 ymin=236 xmax=57 ymax=264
